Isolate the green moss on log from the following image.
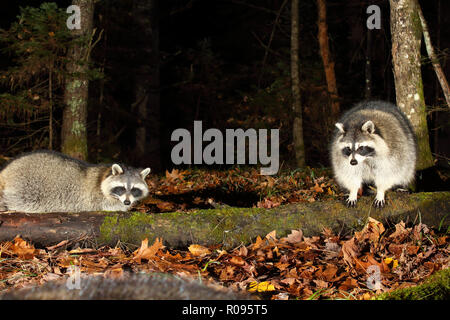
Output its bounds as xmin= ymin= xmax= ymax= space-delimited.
xmin=97 ymin=191 xmax=450 ymax=248
xmin=376 ymin=268 xmax=450 ymax=300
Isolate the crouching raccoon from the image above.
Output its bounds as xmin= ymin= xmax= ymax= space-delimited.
xmin=0 ymin=273 xmax=251 ymax=300
xmin=0 ymin=150 xmax=151 ymax=213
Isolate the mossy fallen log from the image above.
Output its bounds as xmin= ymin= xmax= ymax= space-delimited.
xmin=0 ymin=191 xmax=448 ymax=248
xmin=375 ymin=268 xmax=450 ymax=300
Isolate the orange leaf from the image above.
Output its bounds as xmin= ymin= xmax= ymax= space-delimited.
xmin=252 ymin=236 xmax=264 ymax=249
xmin=133 ymin=238 xmax=165 ymax=262
xmin=229 ymin=256 xmax=246 ymax=266
xmin=265 ymin=230 xmax=277 ymax=241
xmin=311 ymin=183 xmax=323 ymax=193
xmin=11 ymin=236 xmax=37 ymax=259
xmin=188 ymin=244 xmax=211 ymax=257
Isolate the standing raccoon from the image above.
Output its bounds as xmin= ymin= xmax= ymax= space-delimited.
xmin=330 ymin=101 xmax=417 ymax=208
xmin=0 ymin=150 xmax=150 ymax=213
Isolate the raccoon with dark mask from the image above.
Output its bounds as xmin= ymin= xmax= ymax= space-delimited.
xmin=0 ymin=150 xmax=150 ymax=213
xmin=330 ymin=101 xmax=417 ymax=208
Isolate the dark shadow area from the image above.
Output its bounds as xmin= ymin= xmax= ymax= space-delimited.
xmin=149 ymin=186 xmax=262 ymax=211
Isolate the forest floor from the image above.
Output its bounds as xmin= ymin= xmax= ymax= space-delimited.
xmin=0 ymin=167 xmax=449 ymax=300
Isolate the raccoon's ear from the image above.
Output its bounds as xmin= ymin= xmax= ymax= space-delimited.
xmin=335 ymin=123 xmax=345 ymax=133
xmin=361 ymin=120 xmax=375 ymax=134
xmin=112 ymin=164 xmax=124 ymax=175
xmin=140 ymin=168 xmax=151 ymax=180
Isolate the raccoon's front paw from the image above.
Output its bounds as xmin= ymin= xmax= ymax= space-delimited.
xmin=346 ymin=198 xmax=357 ymax=207
xmin=373 ymin=198 xmax=385 ymax=208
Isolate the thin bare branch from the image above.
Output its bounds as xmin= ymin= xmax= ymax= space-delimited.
xmin=418 ymin=5 xmax=450 ymax=108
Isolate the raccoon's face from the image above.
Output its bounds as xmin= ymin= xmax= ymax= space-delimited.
xmin=338 ymin=141 xmax=375 ymax=166
xmin=101 ymin=164 xmax=151 ymax=208
xmin=335 ymin=120 xmax=380 ymax=166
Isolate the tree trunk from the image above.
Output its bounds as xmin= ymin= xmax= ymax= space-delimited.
xmin=132 ymin=0 xmax=161 ymax=170
xmin=1 ymin=192 xmax=448 ymax=249
xmin=61 ymin=0 xmax=94 ymax=160
xmin=291 ymin=0 xmax=305 ymax=167
xmin=316 ymin=0 xmax=340 ymax=117
xmin=389 ymin=0 xmax=434 ymax=170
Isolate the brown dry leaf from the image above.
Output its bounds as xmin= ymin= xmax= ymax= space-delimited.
xmin=257 ymin=198 xmax=281 ymax=208
xmin=388 ymin=243 xmax=405 ymax=257
xmin=133 ymin=238 xmax=165 ymax=263
xmin=282 ymin=230 xmax=303 ymax=244
xmin=108 ymin=247 xmax=128 ymax=260
xmin=406 ymin=245 xmax=420 ymax=255
xmin=436 ymin=236 xmax=447 ymax=246
xmin=324 ymin=241 xmax=341 ymax=260
xmin=322 ymin=264 xmax=338 ymax=281
xmin=237 ymin=246 xmax=248 ymax=257
xmin=104 ymin=267 xmax=124 ymax=279
xmin=219 ymin=265 xmax=236 ymax=281
xmin=188 ymin=244 xmax=211 ymax=257
xmin=11 ymin=237 xmax=38 ymax=259
xmin=165 ymin=169 xmax=188 ymax=181
xmin=229 ymin=256 xmax=246 ymax=266
xmin=424 ymin=262 xmax=438 ymax=273
xmin=156 ymin=201 xmax=175 ymax=211
xmin=355 ymin=217 xmax=385 ymax=243
xmin=81 ymin=258 xmax=109 ymax=270
xmin=272 ymin=292 xmax=289 ymax=300
xmin=311 ymin=183 xmax=323 ymax=193
xmin=342 ymin=238 xmax=360 ymax=267
xmin=313 ymin=279 xmax=328 ymax=289
xmin=266 ymin=176 xmax=276 ymax=188
xmin=265 ymin=230 xmax=277 ymax=241
xmin=280 ymin=277 xmax=296 ymax=285
xmin=338 ymin=277 xmax=358 ymax=291
xmin=388 ymin=221 xmax=411 ymax=243
xmin=252 ymin=236 xmax=264 ymax=250
xmin=274 ymin=261 xmax=290 ymax=271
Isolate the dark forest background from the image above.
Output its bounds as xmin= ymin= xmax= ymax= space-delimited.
xmin=0 ymin=0 xmax=449 ymax=172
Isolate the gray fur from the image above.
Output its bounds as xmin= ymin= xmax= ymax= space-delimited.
xmin=0 ymin=150 xmax=150 ymax=213
xmin=0 ymin=273 xmax=250 ymax=300
xmin=330 ymin=101 xmax=417 ymax=207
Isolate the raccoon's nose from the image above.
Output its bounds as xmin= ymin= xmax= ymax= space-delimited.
xmin=350 ymin=159 xmax=358 ymax=166
xmin=124 ymin=200 xmax=131 ymax=206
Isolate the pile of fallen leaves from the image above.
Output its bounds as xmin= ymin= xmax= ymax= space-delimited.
xmin=142 ymin=167 xmax=340 ymax=212
xmin=0 ymin=218 xmax=448 ymax=300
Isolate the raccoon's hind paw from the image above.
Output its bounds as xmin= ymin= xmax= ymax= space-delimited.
xmin=345 ymin=198 xmax=357 ymax=207
xmin=373 ymin=198 xmax=385 ymax=209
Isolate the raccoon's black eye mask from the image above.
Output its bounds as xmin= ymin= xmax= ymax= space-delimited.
xmin=111 ymin=186 xmax=126 ymax=195
xmin=341 ymin=146 xmax=375 ymax=157
xmin=131 ymin=187 xmax=143 ymax=198
xmin=342 ymin=147 xmax=352 ymax=156
xmin=356 ymin=146 xmax=375 ymax=156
